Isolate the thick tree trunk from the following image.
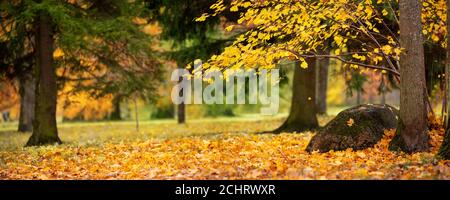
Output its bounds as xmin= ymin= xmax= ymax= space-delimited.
xmin=315 ymin=56 xmax=329 ymax=115
xmin=438 ymin=0 xmax=450 ymax=159
xmin=274 ymin=58 xmax=319 ymax=133
xmin=110 ymin=95 xmax=122 ymax=120
xmin=389 ymin=0 xmax=429 ymax=153
xmin=26 ymin=12 xmax=61 ymax=146
xmin=18 ymin=69 xmax=36 ymax=132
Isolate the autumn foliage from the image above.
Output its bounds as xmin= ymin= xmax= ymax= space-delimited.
xmin=2 ymin=0 xmax=450 ymax=181
xmin=0 ymin=119 xmax=449 ymax=180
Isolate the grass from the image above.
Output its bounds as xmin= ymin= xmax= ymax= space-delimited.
xmin=1 ymin=109 xmax=449 ymax=180
xmin=0 ymin=114 xmax=289 ymax=151
xmin=0 ymin=107 xmax=346 ymax=151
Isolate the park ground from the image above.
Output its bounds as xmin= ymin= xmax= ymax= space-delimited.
xmin=1 ymin=113 xmax=450 ymax=180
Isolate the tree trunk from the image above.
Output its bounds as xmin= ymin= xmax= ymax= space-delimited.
xmin=134 ymin=97 xmax=139 ymax=132
xmin=18 ymin=69 xmax=36 ymax=132
xmin=26 ymin=12 xmax=61 ymax=146
xmin=438 ymin=0 xmax=450 ymax=159
xmin=439 ymin=131 xmax=450 ymax=159
xmin=356 ymin=89 xmax=361 ymax=105
xmin=380 ymin=76 xmax=386 ymax=105
xmin=177 ymin=70 xmax=186 ymax=124
xmin=110 ymin=95 xmax=122 ymax=120
xmin=274 ymin=58 xmax=319 ymax=133
xmin=178 ymin=103 xmax=185 ymax=124
xmin=389 ymin=0 xmax=429 ymax=153
xmin=315 ymin=56 xmax=329 ymax=115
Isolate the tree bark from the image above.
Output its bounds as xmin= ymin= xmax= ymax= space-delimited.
xmin=178 ymin=102 xmax=185 ymax=124
xmin=389 ymin=0 xmax=429 ymax=153
xmin=134 ymin=97 xmax=139 ymax=132
xmin=356 ymin=89 xmax=361 ymax=105
xmin=177 ymin=71 xmax=186 ymax=124
xmin=26 ymin=11 xmax=61 ymax=146
xmin=438 ymin=0 xmax=450 ymax=159
xmin=274 ymin=58 xmax=319 ymax=133
xmin=380 ymin=76 xmax=386 ymax=105
xmin=110 ymin=95 xmax=122 ymax=120
xmin=18 ymin=69 xmax=36 ymax=132
xmin=439 ymin=131 xmax=450 ymax=159
xmin=315 ymin=56 xmax=329 ymax=115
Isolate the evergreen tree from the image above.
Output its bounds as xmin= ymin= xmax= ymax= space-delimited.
xmin=1 ymin=0 xmax=161 ymax=146
xmin=147 ymin=0 xmax=238 ymax=123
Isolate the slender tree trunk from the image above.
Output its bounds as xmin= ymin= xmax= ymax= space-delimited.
xmin=110 ymin=95 xmax=122 ymax=120
xmin=380 ymin=76 xmax=386 ymax=105
xmin=26 ymin=11 xmax=61 ymax=146
xmin=356 ymin=89 xmax=361 ymax=105
xmin=438 ymin=0 xmax=450 ymax=159
xmin=389 ymin=0 xmax=429 ymax=153
xmin=18 ymin=69 xmax=36 ymax=132
xmin=177 ymin=70 xmax=186 ymax=124
xmin=315 ymin=56 xmax=329 ymax=115
xmin=274 ymin=59 xmax=319 ymax=133
xmin=134 ymin=97 xmax=139 ymax=132
xmin=178 ymin=103 xmax=185 ymax=124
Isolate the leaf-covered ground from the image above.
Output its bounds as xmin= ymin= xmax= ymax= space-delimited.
xmin=1 ymin=116 xmax=449 ymax=180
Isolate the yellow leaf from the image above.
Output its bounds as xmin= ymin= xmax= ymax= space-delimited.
xmin=53 ymin=48 xmax=65 ymax=58
xmin=225 ymin=25 xmax=234 ymax=32
xmin=300 ymin=61 xmax=308 ymax=69
xmin=195 ymin=14 xmax=209 ymax=22
xmin=230 ymin=5 xmax=239 ymax=12
xmin=347 ymin=118 xmax=354 ymax=127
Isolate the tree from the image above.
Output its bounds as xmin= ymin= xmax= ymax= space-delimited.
xmin=110 ymin=95 xmax=123 ymax=120
xmin=2 ymin=0 xmax=161 ymax=146
xmin=17 ymin=65 xmax=35 ymax=132
xmin=200 ymin=0 xmax=445 ymax=143
xmin=346 ymin=71 xmax=367 ymax=105
xmin=199 ymin=0 xmax=402 ymax=133
xmin=438 ymin=0 xmax=450 ymax=159
xmin=274 ymin=59 xmax=319 ymax=133
xmin=316 ymin=55 xmax=329 ymax=115
xmin=26 ymin=9 xmax=61 ymax=145
xmin=0 ymin=28 xmax=35 ymax=132
xmin=148 ymin=0 xmax=238 ymax=124
xmin=388 ymin=0 xmax=429 ymax=153
xmin=0 ymin=53 xmax=35 ymax=133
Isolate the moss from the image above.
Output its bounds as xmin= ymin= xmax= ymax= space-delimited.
xmin=323 ymin=104 xmax=397 ymax=137
xmin=330 ymin=115 xmax=374 ymax=137
xmin=306 ymin=104 xmax=398 ymax=153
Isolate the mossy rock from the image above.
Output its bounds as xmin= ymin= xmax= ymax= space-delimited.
xmin=306 ymin=104 xmax=398 ymax=153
